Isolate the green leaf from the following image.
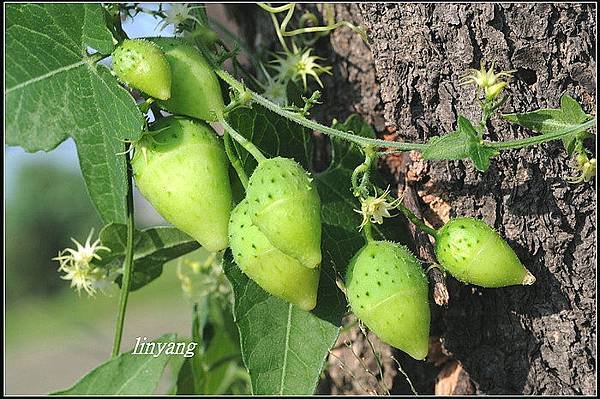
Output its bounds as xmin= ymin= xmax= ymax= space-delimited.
xmin=98 ymin=224 xmax=200 ymax=290
xmin=225 ymin=109 xmax=409 ymax=394
xmin=5 ymin=4 xmax=144 ymax=223
xmin=421 ymin=131 xmax=471 ymax=161
xmin=52 ymin=334 xmax=179 ymax=395
xmin=227 ymin=104 xmax=313 ymax=176
xmin=223 ymin=252 xmax=338 ymax=395
xmin=423 ymin=116 xmax=499 ymax=172
xmin=502 ymin=94 xmax=593 ymax=155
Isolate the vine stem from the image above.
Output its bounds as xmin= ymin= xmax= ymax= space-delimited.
xmin=351 ymin=163 xmax=369 ymax=195
xmin=352 ymin=146 xmax=376 ymax=197
xmin=216 ymin=67 xmax=597 ymax=155
xmin=111 ymin=145 xmax=136 ymax=358
xmin=215 ymin=69 xmax=427 ymax=151
xmin=219 ymin=118 xmax=267 ymax=163
xmin=257 ymin=2 xmax=291 ymax=52
xmin=394 ymin=199 xmax=438 ymax=239
xmin=487 ymin=118 xmax=597 ymax=149
xmin=223 ymin=129 xmax=249 ymax=189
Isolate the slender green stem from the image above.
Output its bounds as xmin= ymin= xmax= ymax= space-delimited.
xmin=111 ymin=146 xmax=136 ymax=358
xmin=278 ymin=3 xmax=296 ymax=36
xmin=220 ymin=118 xmax=267 ymax=163
xmin=257 ymin=2 xmax=366 ymax=42
xmin=138 ymin=97 xmax=155 ymax=114
xmin=213 ymin=38 xmax=263 ymax=92
xmin=394 ymin=200 xmax=438 ymax=239
xmin=488 ymin=118 xmax=596 ymax=150
xmin=284 ymin=24 xmax=343 ymax=36
xmin=216 ymin=69 xmax=596 ymax=157
xmin=257 ymin=2 xmax=294 ymax=14
xmin=374 ymin=187 xmax=438 ymax=238
xmin=215 ymin=69 xmax=428 ymax=151
xmin=262 ymin=4 xmax=290 ymax=53
xmin=478 ymin=98 xmax=493 ymax=134
xmin=206 ymin=21 xmax=263 ymax=88
xmin=352 ymin=146 xmax=376 ymax=197
xmin=359 ymin=148 xmax=376 ymax=195
xmin=191 ymin=303 xmax=204 ymax=394
xmin=284 ymin=21 xmax=367 ymax=43
xmin=359 ymin=168 xmax=372 ymax=194
xmin=351 ymin=163 xmax=369 ymax=195
xmin=223 ymin=130 xmax=249 ymax=189
xmin=363 ymin=222 xmax=375 ymax=242
xmin=209 ymin=17 xmax=254 ymax=57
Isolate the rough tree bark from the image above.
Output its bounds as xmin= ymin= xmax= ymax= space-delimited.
xmin=230 ymin=3 xmax=596 ymax=395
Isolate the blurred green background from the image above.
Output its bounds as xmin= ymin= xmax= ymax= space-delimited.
xmin=4 ymin=4 xmax=250 ymax=395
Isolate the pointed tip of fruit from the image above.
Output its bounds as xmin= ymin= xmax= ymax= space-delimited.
xmin=155 ymin=88 xmax=171 ymax=101
xmin=297 ymin=296 xmax=317 ymax=311
xmin=522 ymin=270 xmax=536 ymax=285
xmin=404 ymin=343 xmax=429 ymax=361
xmin=302 ymin=260 xmax=321 ymax=269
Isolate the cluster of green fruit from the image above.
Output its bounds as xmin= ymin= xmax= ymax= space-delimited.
xmin=346 ymin=218 xmax=535 ymax=359
xmin=113 ymin=38 xmax=535 ymax=361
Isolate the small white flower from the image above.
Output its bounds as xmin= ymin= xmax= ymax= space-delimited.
xmin=52 ymin=229 xmax=112 ymax=296
xmin=460 ymin=60 xmax=515 ymax=100
xmin=157 ymin=3 xmax=203 ymax=33
xmin=354 ymin=188 xmax=402 ymax=231
xmin=271 ymin=44 xmax=332 ymax=90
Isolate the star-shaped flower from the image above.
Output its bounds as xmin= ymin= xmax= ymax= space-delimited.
xmin=52 ymin=229 xmax=112 ymax=296
xmin=157 ymin=3 xmax=203 ymax=33
xmin=460 ymin=60 xmax=516 ymax=100
xmin=354 ymin=188 xmax=402 ymax=231
xmin=271 ymin=43 xmax=332 ymax=90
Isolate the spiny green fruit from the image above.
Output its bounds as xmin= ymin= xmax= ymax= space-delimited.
xmin=435 ymin=217 xmax=535 ymax=288
xmin=131 ymin=116 xmax=232 ymax=252
xmin=246 ymin=157 xmax=322 ymax=269
xmin=229 ymin=199 xmax=320 ymax=311
xmin=346 ymin=241 xmax=430 ymax=360
xmin=112 ymin=39 xmax=171 ymax=100
xmin=150 ymin=37 xmax=224 ymax=122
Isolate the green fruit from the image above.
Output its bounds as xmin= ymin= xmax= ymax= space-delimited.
xmin=229 ymin=200 xmax=320 ymax=311
xmin=112 ymin=39 xmax=171 ymax=100
xmin=246 ymin=157 xmax=322 ymax=269
xmin=150 ymin=37 xmax=224 ymax=122
xmin=346 ymin=241 xmax=430 ymax=360
xmin=434 ymin=217 xmax=535 ymax=288
xmin=131 ymin=116 xmax=232 ymax=252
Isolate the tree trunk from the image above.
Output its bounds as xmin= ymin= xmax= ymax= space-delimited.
xmin=231 ymin=3 xmax=596 ymax=395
